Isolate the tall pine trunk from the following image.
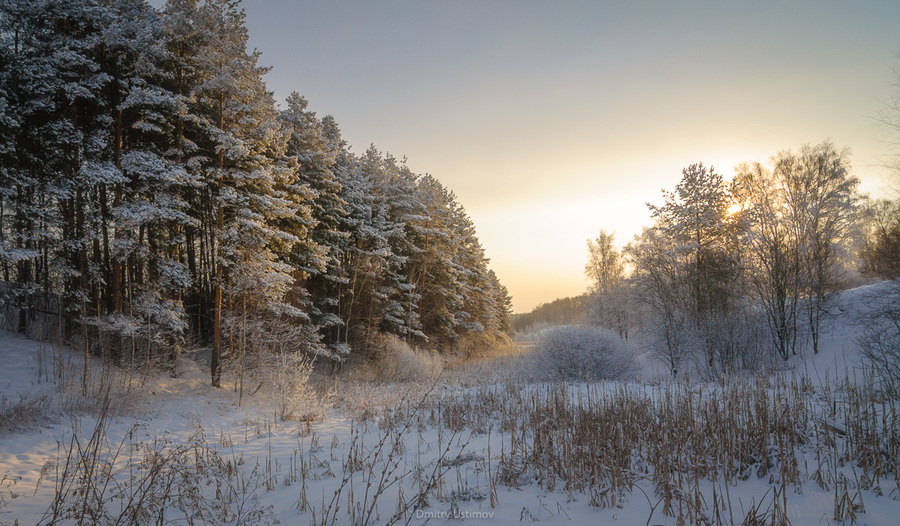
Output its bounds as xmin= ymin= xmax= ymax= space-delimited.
xmin=211 ymin=205 xmax=223 ymax=387
xmin=211 ymin=94 xmax=226 ymax=388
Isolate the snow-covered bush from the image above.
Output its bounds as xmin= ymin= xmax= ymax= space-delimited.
xmin=259 ymin=351 xmax=322 ymax=422
xmin=529 ymin=325 xmax=638 ymax=381
xmin=371 ymin=334 xmax=443 ymax=383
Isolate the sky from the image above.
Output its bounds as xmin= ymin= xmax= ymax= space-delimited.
xmin=155 ymin=0 xmax=900 ymax=312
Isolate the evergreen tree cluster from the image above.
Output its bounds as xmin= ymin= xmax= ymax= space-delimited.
xmin=0 ymin=0 xmax=511 ymax=383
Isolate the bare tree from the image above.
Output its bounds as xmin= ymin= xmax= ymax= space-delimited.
xmin=585 ymin=230 xmax=629 ymax=338
xmin=735 ymin=142 xmax=859 ymax=357
xmin=586 ymin=230 xmax=624 ymax=293
xmin=626 ymin=228 xmax=694 ymax=376
xmin=734 ymin=162 xmax=804 ymax=359
xmin=876 ymin=56 xmax=900 ymax=194
xmin=779 ymin=142 xmax=859 ymax=354
xmin=859 ymin=198 xmax=900 ymax=278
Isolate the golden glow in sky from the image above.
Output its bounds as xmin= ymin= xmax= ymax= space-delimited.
xmin=158 ymin=0 xmax=900 ymax=312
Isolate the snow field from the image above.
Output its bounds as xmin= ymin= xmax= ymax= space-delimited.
xmin=1 ymin=283 xmax=899 ymax=524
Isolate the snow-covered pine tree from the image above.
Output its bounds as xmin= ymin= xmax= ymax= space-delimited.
xmin=0 ymin=0 xmax=513 ymax=370
xmin=160 ymin=0 xmax=216 ymax=349
xmin=375 ymin=153 xmax=426 ymax=342
xmin=331 ymin=148 xmax=376 ymax=350
xmin=647 ymin=163 xmax=741 ymax=323
xmin=0 ymin=0 xmax=44 ymax=333
xmin=486 ymin=268 xmax=512 ymax=335
xmin=165 ymin=0 xmax=305 ymax=385
xmin=408 ymin=174 xmax=463 ymax=346
xmin=448 ymin=203 xmax=493 ymax=340
xmin=279 ymin=93 xmax=348 ymax=358
xmin=646 ymin=163 xmax=745 ymax=375
xmin=98 ymin=0 xmax=194 ymax=365
xmin=1 ymin=0 xmax=123 ymax=361
xmin=333 ymin=146 xmax=401 ymax=350
xmin=405 ymin=173 xmax=511 ymax=350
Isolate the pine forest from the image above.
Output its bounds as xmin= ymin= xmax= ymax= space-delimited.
xmin=0 ymin=0 xmax=513 ymax=386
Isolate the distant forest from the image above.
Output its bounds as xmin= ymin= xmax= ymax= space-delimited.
xmin=0 ymin=0 xmax=512 ymax=386
xmin=512 ymin=295 xmax=586 ymax=333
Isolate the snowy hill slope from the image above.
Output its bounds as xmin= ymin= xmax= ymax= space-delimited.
xmin=787 ymin=281 xmax=893 ymax=387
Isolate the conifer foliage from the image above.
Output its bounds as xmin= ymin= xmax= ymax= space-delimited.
xmin=0 ymin=0 xmax=511 ymax=384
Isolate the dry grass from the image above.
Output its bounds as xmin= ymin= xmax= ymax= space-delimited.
xmin=393 ymin=374 xmax=899 ymax=525
xmin=39 ymin=394 xmax=278 ymax=525
xmin=0 ymin=394 xmax=52 ymax=434
xmin=26 ymin=335 xmax=900 ymax=526
xmin=346 ymin=334 xmax=444 ymax=384
xmin=300 ymin=359 xmax=899 ymax=524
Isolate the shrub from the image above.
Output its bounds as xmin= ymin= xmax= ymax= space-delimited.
xmin=530 ymin=325 xmax=638 ymax=381
xmin=455 ymin=331 xmax=517 ymax=360
xmin=696 ymin=311 xmax=776 ymax=379
xmin=371 ymin=334 xmax=443 ymax=383
xmin=0 ymin=394 xmax=50 ymax=433
xmin=252 ymin=351 xmax=322 ymax=422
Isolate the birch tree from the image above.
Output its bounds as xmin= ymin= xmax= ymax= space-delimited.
xmin=585 ymin=230 xmax=628 ymax=338
xmin=777 ymin=142 xmax=858 ymax=354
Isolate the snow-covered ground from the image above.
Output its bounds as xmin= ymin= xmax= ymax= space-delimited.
xmin=1 ymin=283 xmax=899 ymax=525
